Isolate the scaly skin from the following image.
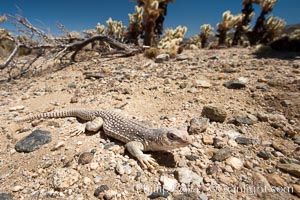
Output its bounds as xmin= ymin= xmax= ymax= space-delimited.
xmin=17 ymin=109 xmax=192 ymax=169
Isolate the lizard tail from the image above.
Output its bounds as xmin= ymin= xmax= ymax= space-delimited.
xmin=15 ymin=109 xmax=96 ymax=122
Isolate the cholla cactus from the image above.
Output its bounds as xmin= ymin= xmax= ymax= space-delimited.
xmin=200 ymin=24 xmax=213 ymax=48
xmin=106 ymin=18 xmax=126 ymax=42
xmin=187 ymin=35 xmax=201 ymax=49
xmin=0 ymin=15 xmax=7 ymax=23
xmin=0 ymin=28 xmax=12 ymax=39
xmin=0 ymin=28 xmax=15 ymax=57
xmin=290 ymin=29 xmax=300 ymax=40
xmin=158 ymin=26 xmax=187 ymax=48
xmin=261 ymin=16 xmax=285 ymax=43
xmin=232 ymin=0 xmax=255 ymax=46
xmin=187 ymin=24 xmax=213 ymax=49
xmin=95 ymin=23 xmax=106 ymax=35
xmin=158 ymin=25 xmax=187 ymax=56
xmin=126 ymin=5 xmax=143 ymax=45
xmin=270 ymin=28 xmax=300 ymax=52
xmin=83 ymin=29 xmax=97 ymax=37
xmin=248 ymin=0 xmax=280 ymax=45
xmin=67 ymin=31 xmax=81 ymax=39
xmin=216 ymin=11 xmax=243 ymax=46
xmin=259 ymin=0 xmax=279 ymax=12
xmin=136 ymin=0 xmax=175 ymax=46
xmin=138 ymin=0 xmax=160 ymax=46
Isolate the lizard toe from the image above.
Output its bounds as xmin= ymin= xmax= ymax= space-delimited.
xmin=138 ymin=154 xmax=158 ymax=170
xmin=70 ymin=124 xmax=86 ymax=136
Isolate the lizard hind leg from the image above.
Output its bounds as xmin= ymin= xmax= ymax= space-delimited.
xmin=70 ymin=117 xmax=104 ymax=136
xmin=85 ymin=117 xmax=104 ymax=132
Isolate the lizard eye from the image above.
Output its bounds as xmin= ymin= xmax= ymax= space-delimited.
xmin=167 ymin=132 xmax=179 ymax=140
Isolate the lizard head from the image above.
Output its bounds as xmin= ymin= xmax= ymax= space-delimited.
xmin=147 ymin=128 xmax=192 ymax=151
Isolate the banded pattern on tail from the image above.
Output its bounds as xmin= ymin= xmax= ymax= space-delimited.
xmin=16 ymin=109 xmax=97 ymax=122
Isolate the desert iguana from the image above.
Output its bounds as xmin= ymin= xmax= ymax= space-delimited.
xmin=17 ymin=109 xmax=192 ymax=169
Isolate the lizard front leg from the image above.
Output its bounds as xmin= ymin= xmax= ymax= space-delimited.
xmin=125 ymin=141 xmax=159 ymax=169
xmin=71 ymin=117 xmax=104 ymax=136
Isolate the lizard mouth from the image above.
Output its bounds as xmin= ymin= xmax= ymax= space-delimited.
xmin=183 ymin=136 xmax=193 ymax=145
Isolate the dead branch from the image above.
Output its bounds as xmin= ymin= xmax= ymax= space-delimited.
xmin=1 ymin=13 xmax=142 ymax=81
xmin=7 ymin=14 xmax=53 ymax=42
xmin=0 ymin=42 xmax=23 ymax=69
xmin=56 ymin=34 xmax=141 ymax=61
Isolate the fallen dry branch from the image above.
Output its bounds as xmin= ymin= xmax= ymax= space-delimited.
xmin=54 ymin=34 xmax=142 ymax=62
xmin=0 ymin=34 xmax=140 ymax=71
xmin=1 ymin=14 xmax=142 ymax=81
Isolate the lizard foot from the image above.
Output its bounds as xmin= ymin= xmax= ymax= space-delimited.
xmin=137 ymin=154 xmax=159 ymax=170
xmin=70 ymin=124 xmax=86 ymax=136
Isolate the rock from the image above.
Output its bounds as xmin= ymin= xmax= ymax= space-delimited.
xmin=188 ymin=117 xmax=209 ymax=134
xmin=155 ymin=54 xmax=170 ymax=63
xmin=272 ymin=141 xmax=289 ymax=155
xmin=293 ymin=148 xmax=300 ymax=160
xmin=227 ymin=139 xmax=238 ymax=147
xmin=90 ymin=162 xmax=99 ymax=170
xmin=173 ymin=192 xmax=202 ymax=200
xmin=84 ymin=72 xmax=106 ymax=79
xmin=294 ymin=138 xmax=300 ymax=145
xmin=192 ymin=80 xmax=212 ymax=88
xmin=266 ymin=113 xmax=287 ymax=124
xmin=257 ymin=150 xmax=272 ymax=160
xmin=148 ymin=189 xmax=169 ymax=199
xmin=211 ymin=147 xmax=232 ymax=162
xmin=115 ymin=162 xmax=132 ymax=175
xmin=176 ymin=54 xmax=191 ymax=61
xmin=67 ymin=82 xmax=77 ymax=88
xmin=292 ymin=184 xmax=300 ymax=197
xmin=201 ymin=105 xmax=227 ymax=123
xmin=224 ymin=130 xmax=240 ymax=140
xmin=213 ymin=137 xmax=227 ymax=148
xmin=51 ymin=141 xmax=65 ymax=151
xmin=15 ymin=130 xmax=52 ymax=153
xmin=9 ymin=105 xmax=25 ymax=111
xmin=104 ymin=190 xmax=118 ymax=200
xmin=266 ymin=174 xmax=287 ymax=187
xmin=199 ymin=193 xmax=208 ymax=200
xmin=83 ymin=177 xmax=92 ymax=185
xmin=225 ymin=157 xmax=243 ymax=170
xmin=273 ymin=151 xmax=285 ymax=157
xmin=52 ymin=168 xmax=80 ymax=190
xmin=70 ymin=96 xmax=79 ymax=103
xmin=209 ymin=55 xmax=219 ymax=60
xmin=185 ymin=155 xmax=199 ymax=161
xmin=260 ymin=192 xmax=291 ymax=200
xmin=160 ymin=175 xmax=178 ymax=192
xmin=224 ymin=165 xmax=234 ymax=173
xmin=94 ymin=185 xmax=109 ymax=197
xmin=252 ymin=172 xmax=271 ymax=189
xmin=277 ymin=163 xmax=300 ymax=177
xmin=0 ymin=193 xmax=12 ymax=200
xmin=235 ymin=137 xmax=254 ymax=145
xmin=256 ymin=112 xmax=269 ymax=122
xmin=12 ymin=185 xmax=23 ymax=192
xmin=120 ymin=174 xmax=129 ymax=183
xmin=223 ymin=77 xmax=247 ymax=89
xmin=231 ymin=114 xmax=258 ymax=126
xmin=218 ymin=174 xmax=234 ymax=185
xmin=206 ymin=164 xmax=218 ymax=175
xmin=78 ymin=152 xmax=94 ymax=165
xmin=202 ymin=135 xmax=214 ymax=145
xmin=175 ymin=168 xmax=203 ymax=185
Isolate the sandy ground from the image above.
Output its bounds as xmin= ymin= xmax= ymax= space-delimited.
xmin=0 ymin=48 xmax=299 ymax=199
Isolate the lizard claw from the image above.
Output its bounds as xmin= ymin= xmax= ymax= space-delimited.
xmin=138 ymin=154 xmax=159 ymax=170
xmin=70 ymin=124 xmax=86 ymax=136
